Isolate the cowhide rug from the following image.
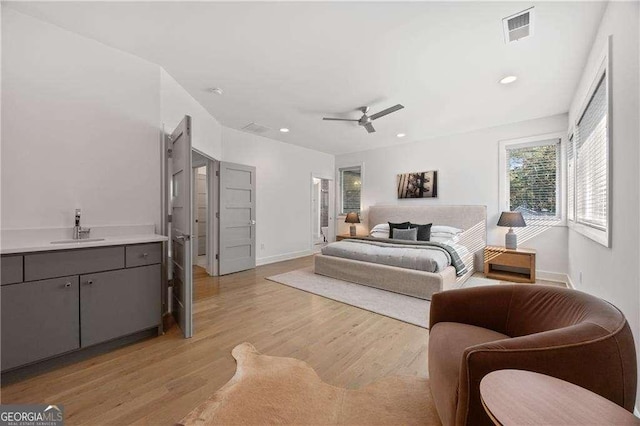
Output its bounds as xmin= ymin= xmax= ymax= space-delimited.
xmin=178 ymin=343 xmax=441 ymax=425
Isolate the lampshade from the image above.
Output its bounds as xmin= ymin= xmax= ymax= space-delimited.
xmin=497 ymin=211 xmax=526 ymax=228
xmin=344 ymin=212 xmax=361 ymax=224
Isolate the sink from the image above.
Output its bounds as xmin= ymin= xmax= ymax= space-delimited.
xmin=51 ymin=238 xmax=105 ymax=244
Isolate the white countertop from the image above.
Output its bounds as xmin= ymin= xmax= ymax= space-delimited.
xmin=1 ymin=225 xmax=169 ymax=255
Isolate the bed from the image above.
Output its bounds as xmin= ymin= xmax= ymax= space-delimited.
xmin=313 ymin=205 xmax=487 ymax=300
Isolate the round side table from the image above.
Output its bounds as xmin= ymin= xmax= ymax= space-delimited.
xmin=480 ymin=369 xmax=640 ymax=425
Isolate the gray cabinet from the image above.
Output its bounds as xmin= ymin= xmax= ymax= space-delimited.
xmin=125 ymin=243 xmax=162 ymax=268
xmin=1 ymin=256 xmax=23 ymax=285
xmin=80 ymin=265 xmax=160 ymax=347
xmin=1 ymin=242 xmax=162 ymax=372
xmin=1 ymin=276 xmax=80 ymax=371
xmin=24 ymin=246 xmax=124 ymax=281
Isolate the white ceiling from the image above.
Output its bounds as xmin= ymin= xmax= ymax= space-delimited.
xmin=6 ymin=1 xmax=606 ymax=155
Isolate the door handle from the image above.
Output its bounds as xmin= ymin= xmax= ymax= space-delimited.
xmin=249 ymin=220 xmax=256 ymax=226
xmin=175 ymin=234 xmax=191 ymax=241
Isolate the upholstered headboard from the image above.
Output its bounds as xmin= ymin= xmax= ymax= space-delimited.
xmin=367 ymin=205 xmax=487 ymax=273
xmin=367 ymin=205 xmax=487 ymax=232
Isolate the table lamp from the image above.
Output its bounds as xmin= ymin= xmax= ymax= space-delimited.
xmin=345 ymin=212 xmax=360 ymax=237
xmin=497 ymin=211 xmax=526 ymax=249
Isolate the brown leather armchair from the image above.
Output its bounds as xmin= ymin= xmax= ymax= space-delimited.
xmin=428 ymin=284 xmax=637 ymax=426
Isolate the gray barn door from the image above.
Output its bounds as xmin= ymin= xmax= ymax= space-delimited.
xmin=170 ymin=116 xmax=193 ymax=338
xmin=219 ymin=162 xmax=256 ymax=275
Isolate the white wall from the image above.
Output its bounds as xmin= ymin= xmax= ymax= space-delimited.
xmin=565 ymin=1 xmax=640 ymax=408
xmin=1 ymin=8 xmax=162 ymax=229
xmin=222 ymin=127 xmax=334 ymax=264
xmin=336 ymin=114 xmax=569 ymax=275
xmin=1 ymin=8 xmax=333 ymax=269
xmin=160 ymin=69 xmax=222 ymax=160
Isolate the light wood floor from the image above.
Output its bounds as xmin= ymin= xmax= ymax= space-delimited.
xmin=0 ymin=257 xmax=429 ymax=425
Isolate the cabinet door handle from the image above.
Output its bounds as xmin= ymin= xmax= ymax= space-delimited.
xmin=142 ymin=253 xmax=149 ymax=258
xmin=85 ymin=280 xmax=94 ymax=285
xmin=64 ymin=282 xmax=72 ymax=288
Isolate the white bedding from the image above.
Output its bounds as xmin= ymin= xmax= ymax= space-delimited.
xmin=321 ymin=237 xmax=470 ymax=275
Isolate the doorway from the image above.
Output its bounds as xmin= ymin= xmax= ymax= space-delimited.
xmin=193 ymin=165 xmax=208 ymax=268
xmin=191 ymin=149 xmax=219 ymax=279
xmin=311 ymin=175 xmax=334 ymax=251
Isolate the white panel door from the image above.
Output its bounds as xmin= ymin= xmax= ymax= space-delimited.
xmin=219 ymin=162 xmax=256 ymax=275
xmin=170 ymin=116 xmax=193 ymax=338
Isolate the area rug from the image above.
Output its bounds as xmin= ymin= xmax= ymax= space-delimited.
xmin=267 ymin=267 xmax=431 ymax=327
xmin=266 ymin=267 xmax=498 ymax=328
xmin=178 ymin=343 xmax=441 ymax=426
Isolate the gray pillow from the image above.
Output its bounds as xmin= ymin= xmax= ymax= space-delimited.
xmin=392 ymin=228 xmax=418 ymax=241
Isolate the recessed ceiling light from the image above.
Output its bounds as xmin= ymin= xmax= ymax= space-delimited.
xmin=499 ymin=76 xmax=518 ymax=85
xmin=209 ymin=87 xmax=223 ymax=95
xmin=397 ymin=133 xmax=406 ymax=138
xmin=279 ymin=128 xmax=290 ymax=133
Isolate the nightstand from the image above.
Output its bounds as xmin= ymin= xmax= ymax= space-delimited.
xmin=336 ymin=234 xmax=364 ymax=241
xmin=484 ymin=246 xmax=536 ymax=283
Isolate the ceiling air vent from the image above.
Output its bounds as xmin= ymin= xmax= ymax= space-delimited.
xmin=503 ymin=7 xmax=534 ymax=43
xmin=241 ymin=122 xmax=270 ymax=134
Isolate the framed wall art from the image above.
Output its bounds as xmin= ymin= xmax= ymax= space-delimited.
xmin=397 ymin=170 xmax=438 ymax=199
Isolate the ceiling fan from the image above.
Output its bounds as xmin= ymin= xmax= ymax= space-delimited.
xmin=322 ymin=104 xmax=404 ymax=133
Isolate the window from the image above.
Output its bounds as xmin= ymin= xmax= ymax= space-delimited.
xmin=505 ymin=140 xmax=560 ymax=219
xmin=339 ymin=166 xmax=361 ymax=215
xmin=567 ymin=134 xmax=575 ymax=221
xmin=568 ymin=70 xmax=610 ymax=246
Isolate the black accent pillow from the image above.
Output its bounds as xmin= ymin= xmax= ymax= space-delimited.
xmin=410 ymin=223 xmax=433 ymax=241
xmin=388 ymin=221 xmax=410 ymax=239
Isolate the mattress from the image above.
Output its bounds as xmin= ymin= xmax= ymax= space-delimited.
xmin=320 ymin=237 xmax=468 ymax=276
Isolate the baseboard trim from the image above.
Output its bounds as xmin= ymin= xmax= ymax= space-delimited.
xmin=536 ymin=270 xmax=571 ymax=286
xmin=257 ymin=249 xmax=314 ymax=266
xmin=1 ymin=328 xmax=158 ymax=385
xmin=565 ymin=274 xmax=576 ymax=289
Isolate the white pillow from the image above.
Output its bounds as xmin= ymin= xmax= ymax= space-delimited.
xmin=370 ymin=230 xmax=390 ymax=239
xmin=430 ymin=235 xmax=458 ymax=244
xmin=370 ymin=231 xmax=389 ymax=238
xmin=369 ymin=223 xmax=390 ymax=238
xmin=370 ymin=223 xmax=390 ymax=232
xmin=431 ymin=225 xmax=463 ymax=235
xmin=431 ymin=233 xmax=461 ymax=243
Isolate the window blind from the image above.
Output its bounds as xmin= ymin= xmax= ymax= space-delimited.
xmin=575 ymin=74 xmax=607 ymax=230
xmin=567 ymin=134 xmax=575 ymax=221
xmin=506 ymin=141 xmax=559 ymax=218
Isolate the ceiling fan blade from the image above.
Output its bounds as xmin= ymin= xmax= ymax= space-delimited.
xmin=364 ymin=122 xmax=376 ymax=133
xmin=323 ymin=117 xmax=359 ymax=121
xmin=369 ymin=104 xmax=404 ymax=121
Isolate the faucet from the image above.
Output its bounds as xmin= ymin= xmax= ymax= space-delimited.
xmin=73 ymin=209 xmax=91 ymax=240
